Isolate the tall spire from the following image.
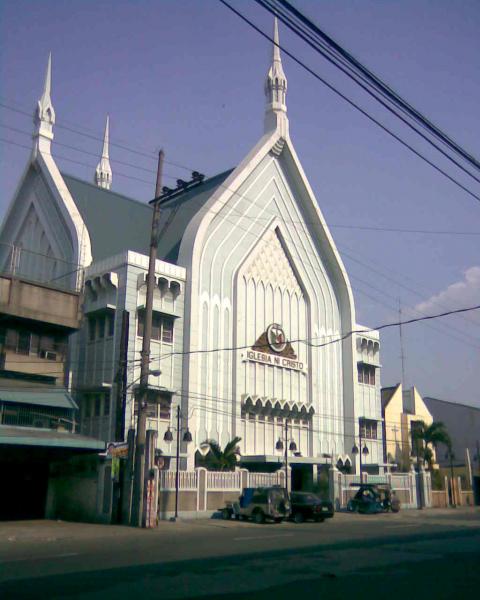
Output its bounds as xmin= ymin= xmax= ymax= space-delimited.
xmin=33 ymin=53 xmax=56 ymax=155
xmin=95 ymin=116 xmax=112 ymax=190
xmin=264 ymin=17 xmax=288 ymax=135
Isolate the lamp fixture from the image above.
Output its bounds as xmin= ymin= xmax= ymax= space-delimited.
xmin=163 ymin=428 xmax=173 ymax=443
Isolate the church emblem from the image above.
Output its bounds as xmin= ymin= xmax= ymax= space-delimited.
xmin=266 ymin=323 xmax=287 ymax=353
xmin=247 ymin=323 xmax=304 ymax=371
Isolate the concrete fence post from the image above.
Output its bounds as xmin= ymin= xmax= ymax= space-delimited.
xmin=409 ymin=466 xmax=418 ymax=509
xmin=240 ymin=468 xmax=249 ymax=490
xmin=329 ymin=466 xmax=340 ymax=510
xmin=196 ymin=467 xmax=207 ymax=512
xmin=444 ymin=476 xmax=449 ymax=507
xmin=457 ymin=477 xmax=462 ymax=506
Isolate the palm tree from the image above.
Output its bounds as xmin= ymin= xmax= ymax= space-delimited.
xmin=412 ymin=421 xmax=451 ymax=470
xmin=199 ymin=437 xmax=242 ymax=471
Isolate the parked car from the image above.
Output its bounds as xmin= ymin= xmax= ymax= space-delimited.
xmin=346 ymin=483 xmax=400 ymax=514
xmin=289 ymin=492 xmax=334 ymax=523
xmin=222 ymin=486 xmax=291 ymax=524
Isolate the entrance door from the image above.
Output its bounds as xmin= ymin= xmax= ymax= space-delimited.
xmin=0 ymin=461 xmax=49 ymax=520
xmin=291 ymin=465 xmax=313 ymax=491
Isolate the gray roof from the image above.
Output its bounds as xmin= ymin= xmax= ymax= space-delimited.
xmin=0 ymin=426 xmax=105 ymax=450
xmin=0 ymin=388 xmax=77 ymax=410
xmin=423 ymin=396 xmax=480 ymax=467
xmin=62 ymin=169 xmax=233 ymax=264
xmin=63 ymin=174 xmax=152 ymax=260
xmin=155 ymin=170 xmax=233 ymax=263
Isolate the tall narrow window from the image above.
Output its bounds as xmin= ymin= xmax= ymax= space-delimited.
xmin=97 ymin=316 xmax=105 ymax=339
xmin=162 ymin=317 xmax=174 ymax=344
xmin=88 ymin=317 xmax=96 ymax=342
xmin=107 ymin=313 xmax=115 ymax=337
xmin=17 ymin=331 xmax=31 ymax=355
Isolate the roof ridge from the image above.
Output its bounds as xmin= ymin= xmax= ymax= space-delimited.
xmin=423 ymin=396 xmax=480 ymax=412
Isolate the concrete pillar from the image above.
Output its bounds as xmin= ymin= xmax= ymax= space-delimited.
xmin=329 ymin=466 xmax=341 ymax=510
xmin=421 ymin=469 xmax=432 ymax=508
xmin=239 ymin=468 xmax=249 ymax=490
xmin=121 ymin=428 xmax=135 ymax=524
xmin=196 ymin=467 xmax=207 ymax=512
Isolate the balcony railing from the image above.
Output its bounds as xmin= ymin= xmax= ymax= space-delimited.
xmin=0 ymin=242 xmax=83 ymax=293
xmin=0 ymin=401 xmax=76 ymax=432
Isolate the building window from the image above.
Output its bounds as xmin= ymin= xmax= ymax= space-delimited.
xmin=104 ymin=391 xmax=110 ymax=416
xmin=107 ymin=313 xmax=115 ymax=337
xmin=17 ymin=331 xmax=31 ymax=355
xmin=137 ymin=312 xmax=174 ymax=344
xmin=161 ymin=317 xmax=174 ymax=343
xmin=97 ymin=316 xmax=105 ymax=339
xmin=94 ymin=395 xmax=101 ymax=417
xmin=88 ymin=317 xmax=96 ymax=341
xmin=359 ymin=418 xmax=378 ymax=440
xmin=357 ymin=363 xmax=376 ymax=385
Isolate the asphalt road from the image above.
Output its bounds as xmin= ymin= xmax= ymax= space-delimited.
xmin=0 ymin=508 xmax=479 ymax=599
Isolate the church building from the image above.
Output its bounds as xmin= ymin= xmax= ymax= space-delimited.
xmin=0 ymin=21 xmax=384 ymax=483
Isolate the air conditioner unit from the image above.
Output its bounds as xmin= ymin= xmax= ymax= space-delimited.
xmin=39 ymin=350 xmax=57 ymax=360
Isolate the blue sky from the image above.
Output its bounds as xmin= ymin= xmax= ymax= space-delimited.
xmin=1 ymin=1 xmax=479 ymax=407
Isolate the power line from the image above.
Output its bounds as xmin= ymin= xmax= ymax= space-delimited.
xmin=0 ymin=100 xmax=194 ymax=173
xmin=256 ymin=0 xmax=480 ymax=184
xmin=3 ymin=131 xmax=476 ymax=349
xmin=4 ymin=121 xmax=479 ymax=237
xmin=153 ymin=303 xmax=480 ymax=361
xmin=219 ymin=0 xmax=480 ymax=204
xmin=269 ymin=0 xmax=480 ymax=173
xmin=0 ymin=137 xmax=155 ymax=187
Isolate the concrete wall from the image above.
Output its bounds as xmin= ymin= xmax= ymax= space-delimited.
xmin=45 ymin=459 xmax=111 ymax=524
xmin=0 ymin=275 xmax=81 ymax=330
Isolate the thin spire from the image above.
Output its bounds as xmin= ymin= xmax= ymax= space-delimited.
xmin=272 ymin=15 xmax=281 ymax=66
xmin=264 ymin=17 xmax=288 ymax=135
xmin=33 ymin=52 xmax=55 ymax=156
xmin=95 ymin=115 xmax=112 ymax=189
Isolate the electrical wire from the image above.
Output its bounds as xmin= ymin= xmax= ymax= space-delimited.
xmin=271 ymin=0 xmax=480 ymax=173
xmin=256 ymin=0 xmax=480 ymax=184
xmin=219 ymin=0 xmax=480 ymax=204
xmin=3 ymin=115 xmax=480 ymax=236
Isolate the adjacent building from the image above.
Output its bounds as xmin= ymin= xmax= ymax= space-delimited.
xmin=0 ymin=269 xmax=104 ymax=519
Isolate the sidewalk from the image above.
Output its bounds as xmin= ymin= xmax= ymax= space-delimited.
xmin=1 ymin=506 xmax=477 ymax=544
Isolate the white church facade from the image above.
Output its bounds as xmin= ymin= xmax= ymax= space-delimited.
xmin=0 ymin=22 xmax=384 ymax=482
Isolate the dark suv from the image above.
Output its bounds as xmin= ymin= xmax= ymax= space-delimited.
xmin=290 ymin=492 xmax=334 ymax=523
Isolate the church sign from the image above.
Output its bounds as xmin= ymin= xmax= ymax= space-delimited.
xmin=246 ymin=323 xmax=306 ymax=372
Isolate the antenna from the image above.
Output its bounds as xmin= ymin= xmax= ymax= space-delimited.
xmin=399 ymin=298 xmax=406 ymax=387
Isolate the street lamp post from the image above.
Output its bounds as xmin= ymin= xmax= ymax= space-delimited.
xmin=352 ymin=419 xmax=369 ymax=477
xmin=445 ymin=448 xmax=457 ymax=508
xmin=275 ymin=419 xmax=297 ymax=496
xmin=164 ymin=405 xmax=192 ymax=520
xmin=410 ymin=441 xmax=423 ymax=510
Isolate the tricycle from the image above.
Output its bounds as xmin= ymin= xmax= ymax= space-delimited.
xmin=346 ymin=483 xmax=400 ymax=514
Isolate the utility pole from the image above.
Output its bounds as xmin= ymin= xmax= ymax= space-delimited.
xmin=130 ymin=149 xmax=164 ymax=527
xmin=284 ymin=420 xmax=289 ymax=496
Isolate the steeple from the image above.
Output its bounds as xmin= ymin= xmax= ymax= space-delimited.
xmin=264 ymin=17 xmax=288 ymax=136
xmin=33 ymin=53 xmax=56 ymax=155
xmin=95 ymin=116 xmax=112 ymax=190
